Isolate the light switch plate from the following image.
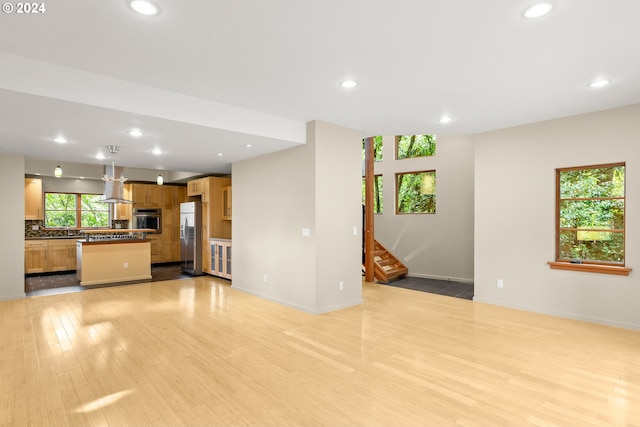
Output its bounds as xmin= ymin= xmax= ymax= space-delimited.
xmin=302 ymin=228 xmax=311 ymax=237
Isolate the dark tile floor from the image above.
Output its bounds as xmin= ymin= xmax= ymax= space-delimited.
xmin=381 ymin=276 xmax=474 ymax=300
xmin=25 ymin=263 xmax=194 ymax=297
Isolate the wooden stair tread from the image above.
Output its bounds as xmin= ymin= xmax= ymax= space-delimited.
xmin=367 ymin=238 xmax=409 ymax=283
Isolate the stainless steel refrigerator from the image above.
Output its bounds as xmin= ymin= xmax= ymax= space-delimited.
xmin=180 ymin=201 xmax=202 ymax=275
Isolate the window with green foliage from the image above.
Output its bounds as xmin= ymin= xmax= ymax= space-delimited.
xmin=396 ymin=171 xmax=436 ymax=214
xmin=396 ymin=134 xmax=436 ymax=159
xmin=362 ymin=175 xmax=383 ymax=214
xmin=557 ymin=163 xmax=625 ymax=264
xmin=362 ymin=136 xmax=383 ymax=162
xmin=45 ymin=193 xmax=110 ymax=228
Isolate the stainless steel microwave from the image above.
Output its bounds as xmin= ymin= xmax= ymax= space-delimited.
xmin=133 ymin=208 xmax=161 ymax=233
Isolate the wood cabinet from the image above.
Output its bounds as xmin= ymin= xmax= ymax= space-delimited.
xmin=209 ymin=239 xmax=232 ymax=279
xmin=25 ymin=240 xmax=47 ymax=273
xmin=47 ymin=239 xmax=76 ymax=272
xmin=163 ymin=185 xmax=187 ymax=208
xmin=187 ymin=178 xmax=208 ymax=200
xmin=222 ymin=186 xmax=232 ymax=220
xmin=114 ymin=184 xmax=133 ymax=222
xmin=25 ymin=239 xmax=76 ymax=274
xmin=25 ymin=178 xmax=44 ymax=220
xmin=161 ymin=207 xmax=180 ymax=262
xmin=131 ymin=183 xmax=162 ymax=207
xmin=187 ymin=176 xmax=232 ymax=276
xmin=146 ymin=234 xmax=163 ymax=264
xmin=202 ymin=177 xmax=231 ymax=239
xmin=160 ymin=186 xmax=186 ymax=263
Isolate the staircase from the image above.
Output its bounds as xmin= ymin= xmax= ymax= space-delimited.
xmin=365 ymin=239 xmax=408 ymax=283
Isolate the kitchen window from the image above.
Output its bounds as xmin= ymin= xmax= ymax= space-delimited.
xmin=44 ymin=192 xmax=110 ymax=228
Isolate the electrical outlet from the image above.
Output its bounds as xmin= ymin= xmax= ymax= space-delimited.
xmin=124 ymin=262 xmax=129 ymax=269
xmin=497 ymin=279 xmax=504 ymax=288
xmin=263 ymin=275 xmax=268 ymax=283
xmin=339 ymin=281 xmax=344 ymax=290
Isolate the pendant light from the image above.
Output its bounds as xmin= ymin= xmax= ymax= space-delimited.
xmin=54 ymin=165 xmax=63 ymax=178
xmin=156 ymin=174 xmax=164 ymax=185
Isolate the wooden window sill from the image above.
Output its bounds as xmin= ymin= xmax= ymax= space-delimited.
xmin=548 ymin=262 xmax=632 ymax=276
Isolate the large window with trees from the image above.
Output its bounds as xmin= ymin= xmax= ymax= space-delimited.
xmin=396 ymin=170 xmax=436 ymax=214
xmin=362 ymin=175 xmax=383 ymax=214
xmin=396 ymin=134 xmax=436 ymax=159
xmin=362 ymin=136 xmax=383 ymax=162
xmin=45 ymin=193 xmax=110 ymax=228
xmin=556 ymin=163 xmax=625 ymax=265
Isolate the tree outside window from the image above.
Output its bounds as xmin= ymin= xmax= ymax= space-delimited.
xmin=362 ymin=135 xmax=383 ymax=162
xmin=45 ymin=193 xmax=110 ymax=228
xmin=396 ymin=134 xmax=436 ymax=159
xmin=557 ymin=163 xmax=625 ymax=264
xmin=81 ymin=194 xmax=110 ymax=227
xmin=396 ymin=170 xmax=436 ymax=214
xmin=362 ymin=175 xmax=383 ymax=214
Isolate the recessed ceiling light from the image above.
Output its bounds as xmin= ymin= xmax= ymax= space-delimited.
xmin=524 ymin=3 xmax=553 ymax=18
xmin=340 ymin=80 xmax=358 ymax=89
xmin=439 ymin=116 xmax=453 ymax=124
xmin=52 ymin=136 xmax=69 ymax=143
xmin=217 ymin=153 xmax=223 ymax=157
xmin=588 ymin=79 xmax=612 ymax=88
xmin=128 ymin=129 xmax=144 ymax=137
xmin=152 ymin=148 xmax=163 ymax=155
xmin=96 ymin=153 xmax=106 ymax=160
xmin=245 ymin=144 xmax=252 ymax=148
xmin=129 ymin=0 xmax=158 ymax=16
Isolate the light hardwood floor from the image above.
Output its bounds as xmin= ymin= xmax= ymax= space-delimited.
xmin=2 ymin=277 xmax=640 ymax=426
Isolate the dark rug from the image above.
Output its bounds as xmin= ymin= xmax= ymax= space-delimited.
xmin=382 ymin=276 xmax=474 ymax=300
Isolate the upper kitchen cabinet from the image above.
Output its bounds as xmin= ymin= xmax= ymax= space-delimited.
xmin=222 ymin=186 xmax=232 ymax=220
xmin=163 ymin=185 xmax=188 ymax=208
xmin=131 ymin=183 xmax=162 ymax=208
xmin=114 ymin=184 xmax=133 ymax=221
xmin=187 ymin=177 xmax=212 ymax=202
xmin=25 ymin=178 xmax=43 ymax=220
xmin=187 ymin=176 xmax=231 ymax=238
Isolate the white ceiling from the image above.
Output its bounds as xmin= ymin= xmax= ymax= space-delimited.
xmin=1 ymin=0 xmax=639 ymax=178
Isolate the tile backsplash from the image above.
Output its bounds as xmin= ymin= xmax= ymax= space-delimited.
xmin=25 ymin=220 xmax=129 ymax=238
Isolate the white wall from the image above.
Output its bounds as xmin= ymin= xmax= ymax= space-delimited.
xmin=232 ymin=121 xmax=362 ymax=313
xmin=373 ymin=134 xmax=475 ymax=282
xmin=474 ymin=105 xmax=640 ymax=330
xmin=313 ymin=121 xmax=363 ymax=311
xmin=0 ymin=153 xmax=26 ymax=300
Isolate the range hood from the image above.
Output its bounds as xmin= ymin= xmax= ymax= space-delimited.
xmin=102 ymin=164 xmax=133 ymax=204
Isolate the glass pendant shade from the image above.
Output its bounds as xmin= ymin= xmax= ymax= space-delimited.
xmin=54 ymin=165 xmax=62 ymax=178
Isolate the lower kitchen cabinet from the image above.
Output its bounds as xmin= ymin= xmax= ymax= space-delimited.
xmin=208 ymin=239 xmax=231 ymax=279
xmin=25 ymin=240 xmax=47 ymax=273
xmin=47 ymin=239 xmax=77 ymax=272
xmin=147 ymin=234 xmax=163 ymax=264
xmin=25 ymin=239 xmax=77 ymax=274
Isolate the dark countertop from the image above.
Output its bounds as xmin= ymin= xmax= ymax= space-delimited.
xmin=77 ymin=239 xmax=149 ymax=246
xmin=26 ymin=236 xmax=85 ymax=240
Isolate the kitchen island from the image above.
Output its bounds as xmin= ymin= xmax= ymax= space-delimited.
xmin=76 ymin=229 xmax=154 ymax=286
